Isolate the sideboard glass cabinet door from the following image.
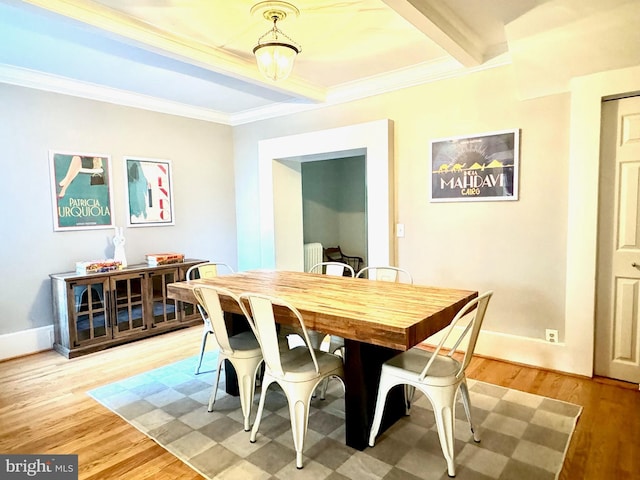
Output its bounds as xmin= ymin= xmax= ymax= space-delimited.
xmin=70 ymin=278 xmax=110 ymax=346
xmin=111 ymin=272 xmax=146 ymax=337
xmin=149 ymin=268 xmax=179 ymax=327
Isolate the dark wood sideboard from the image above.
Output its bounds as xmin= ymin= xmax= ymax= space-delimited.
xmin=50 ymin=259 xmax=205 ymax=358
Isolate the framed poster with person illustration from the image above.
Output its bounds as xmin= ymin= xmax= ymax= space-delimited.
xmin=430 ymin=129 xmax=520 ymax=202
xmin=49 ymin=150 xmax=114 ymax=231
xmin=124 ymin=157 xmax=175 ymax=227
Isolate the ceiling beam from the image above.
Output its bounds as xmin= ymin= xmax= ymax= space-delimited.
xmin=382 ymin=0 xmax=486 ymax=67
xmin=20 ymin=0 xmax=326 ymax=103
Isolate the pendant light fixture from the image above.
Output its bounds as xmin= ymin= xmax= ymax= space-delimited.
xmin=251 ymin=1 xmax=301 ymax=81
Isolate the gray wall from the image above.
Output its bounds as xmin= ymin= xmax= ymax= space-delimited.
xmin=0 ymin=84 xmax=237 ymax=336
xmin=302 ymin=156 xmax=367 ymax=262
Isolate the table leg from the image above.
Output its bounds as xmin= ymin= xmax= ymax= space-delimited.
xmin=222 ymin=312 xmax=247 ymax=397
xmin=343 ymin=339 xmax=405 ymax=450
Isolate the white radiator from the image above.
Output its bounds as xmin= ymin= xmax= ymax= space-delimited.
xmin=303 ymin=243 xmax=323 ymax=272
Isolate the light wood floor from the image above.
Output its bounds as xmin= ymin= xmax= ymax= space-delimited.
xmin=1 ymin=326 xmax=638 ymax=479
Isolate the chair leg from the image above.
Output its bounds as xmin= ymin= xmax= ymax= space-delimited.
xmin=459 ymin=379 xmax=480 ymax=442
xmin=429 ymin=387 xmax=458 ymax=477
xmin=237 ymin=360 xmax=263 ymax=431
xmin=207 ymin=356 xmax=225 ymax=412
xmin=318 ymin=377 xmax=329 ymax=400
xmin=328 ymin=336 xmax=344 ymax=358
xmin=195 ymin=328 xmax=211 ymax=374
xmin=283 ymin=381 xmax=317 ymax=469
xmin=309 ymin=332 xmax=329 ymax=400
xmin=368 ymin=375 xmax=396 ymax=447
xmin=250 ymin=376 xmax=274 ymax=443
xmin=404 ymin=385 xmax=416 ymax=415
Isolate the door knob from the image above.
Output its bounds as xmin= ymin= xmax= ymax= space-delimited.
xmin=633 ymin=263 xmax=640 ymax=268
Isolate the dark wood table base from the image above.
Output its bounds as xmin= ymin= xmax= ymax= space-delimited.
xmin=343 ymin=339 xmax=405 ymax=450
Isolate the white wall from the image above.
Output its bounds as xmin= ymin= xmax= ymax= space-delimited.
xmin=273 ymin=160 xmax=304 ymax=271
xmin=0 ymin=84 xmax=237 ymax=355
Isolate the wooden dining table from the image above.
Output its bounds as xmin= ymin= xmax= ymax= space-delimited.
xmin=167 ymin=269 xmax=477 ymax=450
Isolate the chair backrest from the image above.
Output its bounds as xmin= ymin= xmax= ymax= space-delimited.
xmin=419 ymin=291 xmax=493 ymax=381
xmin=356 ymin=266 xmax=413 ymax=284
xmin=323 ymin=246 xmax=345 ymax=263
xmin=239 ymin=293 xmax=320 ymax=377
xmin=323 ymin=246 xmax=364 ymax=272
xmin=310 ymin=261 xmax=355 ymax=277
xmin=192 ymin=285 xmax=243 ymax=355
xmin=186 ymin=261 xmax=234 ymax=280
xmin=186 ymin=262 xmax=234 ymax=321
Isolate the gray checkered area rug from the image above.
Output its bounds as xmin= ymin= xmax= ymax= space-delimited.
xmin=87 ymin=352 xmax=582 ymax=480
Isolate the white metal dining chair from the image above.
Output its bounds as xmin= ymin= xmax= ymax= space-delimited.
xmin=309 ymin=261 xmax=354 ymax=396
xmin=186 ymin=261 xmax=235 ymax=374
xmin=309 ymin=261 xmax=355 ymax=353
xmin=192 ymin=285 xmax=263 ymax=431
xmin=279 ymin=262 xmax=354 ymax=357
xmin=356 ymin=265 xmax=414 ymax=405
xmin=356 ymin=265 xmax=413 ymax=284
xmin=368 ymin=291 xmax=493 ymax=477
xmin=239 ymin=292 xmax=345 ymax=469
xmin=310 ymin=261 xmax=355 ymax=277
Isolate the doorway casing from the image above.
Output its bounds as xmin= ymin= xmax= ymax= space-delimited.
xmin=257 ymin=119 xmax=394 ymax=270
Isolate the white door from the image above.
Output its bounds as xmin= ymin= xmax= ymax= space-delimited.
xmin=595 ymin=96 xmax=640 ymax=383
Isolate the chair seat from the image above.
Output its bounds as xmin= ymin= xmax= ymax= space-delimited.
xmin=279 ymin=346 xmax=344 ymax=382
xmin=384 ymin=348 xmax=461 ymax=387
xmin=226 ymin=331 xmax=262 ymax=359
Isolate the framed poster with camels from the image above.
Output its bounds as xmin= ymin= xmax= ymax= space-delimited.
xmin=430 ymin=129 xmax=520 ymax=202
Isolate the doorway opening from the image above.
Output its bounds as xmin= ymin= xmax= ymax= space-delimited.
xmin=301 ymin=155 xmax=367 ymax=268
xmin=257 ymin=119 xmax=394 ymax=270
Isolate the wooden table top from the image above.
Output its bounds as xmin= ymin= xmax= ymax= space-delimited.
xmin=167 ymin=269 xmax=477 ymax=351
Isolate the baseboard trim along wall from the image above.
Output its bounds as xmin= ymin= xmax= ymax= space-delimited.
xmin=0 ymin=325 xmax=54 ymax=362
xmin=1 ymin=324 xmax=586 ymax=377
xmin=421 ymin=328 xmax=583 ymax=377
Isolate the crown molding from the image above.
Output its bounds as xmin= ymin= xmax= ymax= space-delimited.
xmin=0 ymin=53 xmax=510 ymax=127
xmin=0 ymin=64 xmax=231 ymax=124
xmin=229 ymin=53 xmax=511 ymax=125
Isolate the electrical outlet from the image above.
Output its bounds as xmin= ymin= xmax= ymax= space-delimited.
xmin=545 ymin=329 xmax=558 ymax=343
xmin=396 ymin=223 xmax=405 ymax=238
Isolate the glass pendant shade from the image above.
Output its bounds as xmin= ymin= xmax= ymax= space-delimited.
xmin=251 ymin=2 xmax=301 ymax=82
xmin=253 ymin=41 xmax=299 ymax=81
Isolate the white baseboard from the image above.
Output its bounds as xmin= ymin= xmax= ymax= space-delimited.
xmin=0 ymin=325 xmax=54 ymax=361
xmin=474 ymin=330 xmax=577 ymax=374
xmin=423 ymin=328 xmax=589 ymax=377
xmin=1 ymin=325 xmax=587 ymax=376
